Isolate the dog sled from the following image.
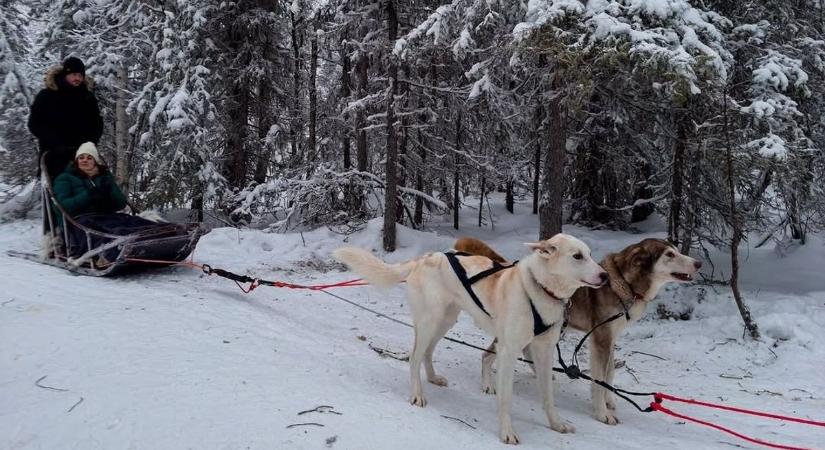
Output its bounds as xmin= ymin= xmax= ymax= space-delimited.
xmin=6 ymin=154 xmax=203 ymax=277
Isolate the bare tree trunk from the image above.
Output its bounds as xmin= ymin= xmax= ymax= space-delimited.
xmin=290 ymin=11 xmax=303 ymax=160
xmin=479 ymin=173 xmax=486 ymax=227
xmin=505 ymin=179 xmax=514 ymax=214
xmin=396 ymin=63 xmax=410 ymax=224
xmin=723 ymin=86 xmax=760 ymax=340
xmin=668 ymin=115 xmax=687 ymax=245
xmin=679 ymin=149 xmax=699 ymax=255
xmin=307 ymin=28 xmax=318 ymax=173
xmin=114 ymin=63 xmax=130 ymax=194
xmin=355 ymin=52 xmax=369 ymax=172
xmin=414 ymin=61 xmax=435 ymax=226
xmin=191 ymin=188 xmax=204 ymax=222
xmin=786 ymin=183 xmax=806 ymax=242
xmin=340 ymin=32 xmax=352 ymax=170
xmin=253 ymin=79 xmax=274 ymax=184
xmin=414 ymin=128 xmax=425 ymax=226
xmin=539 ymin=94 xmax=565 ymax=240
xmin=127 ymin=109 xmax=147 ymax=191
xmin=532 ymin=106 xmax=542 ymax=215
xmin=225 ymin=81 xmax=249 ymax=189
xmin=632 ymin=162 xmax=654 ymax=223
xmin=453 ymin=111 xmax=461 ymax=230
xmin=382 ymin=0 xmax=398 ymax=252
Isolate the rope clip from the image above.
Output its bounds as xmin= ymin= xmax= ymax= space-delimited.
xmin=564 ymin=364 xmax=581 ymax=380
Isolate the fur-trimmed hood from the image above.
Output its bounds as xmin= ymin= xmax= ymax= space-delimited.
xmin=44 ymin=65 xmax=95 ymax=91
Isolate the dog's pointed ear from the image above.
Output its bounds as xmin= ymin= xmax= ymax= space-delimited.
xmin=629 ymin=246 xmax=652 ymax=268
xmin=525 ymin=242 xmax=556 ymax=255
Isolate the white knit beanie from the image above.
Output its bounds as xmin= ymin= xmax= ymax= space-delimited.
xmin=75 ymin=142 xmax=102 ymax=164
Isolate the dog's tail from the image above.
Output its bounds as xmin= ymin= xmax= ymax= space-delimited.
xmin=454 ymin=237 xmax=508 ymax=263
xmin=333 ymin=247 xmax=415 ymax=288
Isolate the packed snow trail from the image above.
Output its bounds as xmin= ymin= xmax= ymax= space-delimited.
xmin=2 ymin=213 xmax=824 ymax=449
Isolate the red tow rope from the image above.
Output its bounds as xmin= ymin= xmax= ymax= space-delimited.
xmin=124 ymin=258 xmax=369 ymax=293
xmin=229 ymin=277 xmax=367 ymax=294
xmin=269 ymin=278 xmax=368 ymax=290
xmin=652 ymin=392 xmax=824 ymax=450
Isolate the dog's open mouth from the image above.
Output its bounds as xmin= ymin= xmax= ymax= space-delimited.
xmin=671 ymin=272 xmax=694 ymax=282
xmin=582 ymin=279 xmax=606 ymax=287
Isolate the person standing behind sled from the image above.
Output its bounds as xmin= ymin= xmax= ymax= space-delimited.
xmin=28 ymin=56 xmax=104 ymax=181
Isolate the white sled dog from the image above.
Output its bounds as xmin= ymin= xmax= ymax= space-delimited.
xmin=334 ymin=233 xmax=608 ymax=444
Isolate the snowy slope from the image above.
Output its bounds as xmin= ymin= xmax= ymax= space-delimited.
xmin=2 ymin=197 xmax=824 ymax=450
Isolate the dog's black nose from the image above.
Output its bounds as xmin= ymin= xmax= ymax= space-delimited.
xmin=694 ymin=261 xmax=703 ymax=269
xmin=599 ymin=272 xmax=609 ymax=283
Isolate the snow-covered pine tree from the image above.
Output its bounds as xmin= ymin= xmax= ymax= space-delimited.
xmin=128 ymin=1 xmax=224 ymax=212
xmin=0 ymin=0 xmax=37 ymax=186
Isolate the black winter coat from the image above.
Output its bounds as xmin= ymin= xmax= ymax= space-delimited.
xmin=28 ymin=65 xmax=104 ymax=178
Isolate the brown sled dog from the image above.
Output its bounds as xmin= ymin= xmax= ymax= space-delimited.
xmin=454 ymin=237 xmax=701 ymax=425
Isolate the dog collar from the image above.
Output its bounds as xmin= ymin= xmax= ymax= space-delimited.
xmin=527 ymin=268 xmax=568 ymax=304
xmin=538 ymin=283 xmax=566 ymax=303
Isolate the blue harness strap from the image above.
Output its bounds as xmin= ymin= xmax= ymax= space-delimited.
xmin=444 ymin=251 xmax=556 ymax=337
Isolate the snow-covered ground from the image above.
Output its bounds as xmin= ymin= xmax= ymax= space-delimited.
xmin=2 ymin=195 xmax=824 ymax=450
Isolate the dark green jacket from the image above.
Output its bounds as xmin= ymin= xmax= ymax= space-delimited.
xmin=53 ymin=165 xmax=127 ymax=224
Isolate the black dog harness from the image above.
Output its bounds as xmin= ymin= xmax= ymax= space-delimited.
xmin=444 ymin=252 xmax=562 ymax=336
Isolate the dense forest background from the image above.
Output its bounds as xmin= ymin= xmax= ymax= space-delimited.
xmin=2 ymin=0 xmax=824 ymax=260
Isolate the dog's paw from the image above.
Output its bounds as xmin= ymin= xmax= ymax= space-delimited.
xmin=499 ymin=427 xmax=520 ymax=445
xmin=409 ymin=394 xmax=427 ymax=407
xmin=481 ymin=381 xmax=496 ymax=394
xmin=594 ymin=411 xmax=620 ymax=425
xmin=550 ymin=420 xmax=575 ymax=434
xmin=428 ymin=375 xmax=448 ymax=387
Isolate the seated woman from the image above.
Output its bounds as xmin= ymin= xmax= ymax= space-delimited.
xmin=54 ymin=142 xmax=127 ymax=218
xmin=53 ymin=142 xmax=162 ymax=264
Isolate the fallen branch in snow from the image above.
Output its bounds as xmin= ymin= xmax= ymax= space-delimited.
xmin=709 ymin=338 xmax=738 ymax=352
xmin=440 ymin=415 xmax=476 ymax=429
xmin=629 ymin=350 xmax=668 ymax=361
xmin=737 ymin=383 xmax=783 ymax=397
xmin=286 ymin=422 xmax=325 ymax=429
xmin=1 ymin=298 xmax=14 ymax=307
xmin=368 ymin=343 xmax=409 ymax=361
xmin=35 ymin=375 xmax=68 ymax=392
xmin=789 ymin=389 xmax=815 ymax=400
xmin=625 ymin=366 xmax=640 ymax=384
xmin=67 ymin=397 xmax=84 ymax=413
xmin=753 ymin=390 xmax=783 ymax=397
xmin=717 ymin=441 xmax=747 ymax=448
xmin=298 ymin=405 xmax=342 ymax=416
xmin=719 ymin=374 xmax=746 ymax=380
